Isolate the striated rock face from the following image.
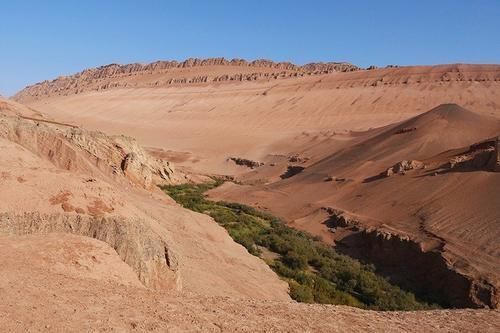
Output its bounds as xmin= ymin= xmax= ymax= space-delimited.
xmin=0 ymin=115 xmax=181 ymax=189
xmin=14 ymin=57 xmax=361 ymax=102
xmin=0 ymin=212 xmax=180 ymax=289
xmin=0 ymin=113 xmax=183 ymax=290
xmin=341 ymin=228 xmax=499 ymax=308
xmin=121 ymin=152 xmax=153 ymax=188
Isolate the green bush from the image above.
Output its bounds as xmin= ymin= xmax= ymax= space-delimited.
xmin=289 ymin=282 xmax=314 ymax=303
xmin=282 ymin=251 xmax=308 ymax=270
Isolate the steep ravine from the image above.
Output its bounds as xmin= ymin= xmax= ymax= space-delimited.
xmin=325 ymin=210 xmax=498 ymax=309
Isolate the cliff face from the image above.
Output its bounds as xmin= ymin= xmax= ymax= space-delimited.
xmin=13 ymin=57 xmax=360 ymax=102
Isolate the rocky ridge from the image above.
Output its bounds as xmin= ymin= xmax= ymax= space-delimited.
xmin=14 ymin=57 xmax=360 ymax=101
xmin=447 ymin=136 xmax=500 ymax=172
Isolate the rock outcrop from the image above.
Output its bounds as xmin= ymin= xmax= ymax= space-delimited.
xmin=394 ymin=127 xmax=417 ymax=134
xmin=339 ymin=227 xmax=499 ymax=309
xmin=384 ymin=160 xmax=424 ymax=176
xmin=280 ymin=165 xmax=305 ymax=179
xmin=447 ymin=137 xmax=500 ymax=172
xmin=0 ymin=114 xmax=181 ymax=189
xmin=229 ymin=156 xmax=264 ymax=169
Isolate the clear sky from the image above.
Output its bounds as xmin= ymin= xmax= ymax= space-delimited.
xmin=0 ymin=0 xmax=499 ymax=96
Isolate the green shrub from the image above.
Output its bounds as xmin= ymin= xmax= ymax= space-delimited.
xmin=282 ymin=251 xmax=308 ymax=270
xmin=289 ymin=282 xmax=314 ymax=303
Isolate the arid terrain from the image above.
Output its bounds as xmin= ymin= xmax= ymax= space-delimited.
xmin=1 ymin=58 xmax=499 ymax=331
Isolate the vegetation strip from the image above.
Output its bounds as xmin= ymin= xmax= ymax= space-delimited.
xmin=160 ymin=180 xmax=437 ymax=310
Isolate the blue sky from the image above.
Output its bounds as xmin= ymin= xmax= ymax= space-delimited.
xmin=0 ymin=0 xmax=499 ymax=96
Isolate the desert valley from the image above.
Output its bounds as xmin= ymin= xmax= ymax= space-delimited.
xmin=0 ymin=57 xmax=498 ymax=331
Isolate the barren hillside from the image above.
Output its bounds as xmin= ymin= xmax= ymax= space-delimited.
xmin=13 ymin=61 xmax=500 ymax=308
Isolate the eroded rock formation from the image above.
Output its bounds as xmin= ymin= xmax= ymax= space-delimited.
xmin=447 ymin=137 xmax=500 ymax=172
xmin=14 ymin=57 xmax=361 ymax=101
xmin=0 ymin=212 xmax=180 ymax=289
xmin=0 ymin=115 xmax=181 ymax=188
xmin=280 ymin=165 xmax=305 ymax=179
xmin=384 ymin=160 xmax=425 ymax=176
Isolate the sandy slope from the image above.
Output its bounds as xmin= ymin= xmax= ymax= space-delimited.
xmin=1 ymin=233 xmax=498 ymax=332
